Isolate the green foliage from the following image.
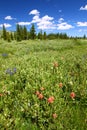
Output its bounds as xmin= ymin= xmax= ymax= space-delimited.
xmin=30 ymin=24 xmax=36 ymax=39
xmin=43 ymin=32 xmax=47 ymax=40
xmin=0 ymin=39 xmax=87 ymax=129
xmin=38 ymin=30 xmax=43 ymax=40
xmin=47 ymin=33 xmax=69 ymax=39
xmin=2 ymin=25 xmax=7 ymax=40
xmin=16 ymin=24 xmax=22 ymax=41
xmin=23 ymin=26 xmax=28 ymax=40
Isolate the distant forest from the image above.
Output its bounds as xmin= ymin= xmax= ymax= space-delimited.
xmin=0 ymin=24 xmax=86 ymax=42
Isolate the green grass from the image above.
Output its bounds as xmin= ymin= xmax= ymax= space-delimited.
xmin=0 ymin=39 xmax=87 ymax=130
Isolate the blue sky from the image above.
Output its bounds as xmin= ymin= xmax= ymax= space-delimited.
xmin=0 ymin=0 xmax=87 ymax=36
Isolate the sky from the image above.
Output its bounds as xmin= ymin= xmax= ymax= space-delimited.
xmin=0 ymin=0 xmax=87 ymax=36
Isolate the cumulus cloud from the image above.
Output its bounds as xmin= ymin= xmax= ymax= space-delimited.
xmin=24 ymin=9 xmax=74 ymax=31
xmin=57 ymin=22 xmax=74 ymax=30
xmin=29 ymin=9 xmax=73 ymax=30
xmin=17 ymin=22 xmax=30 ymax=26
xmin=37 ymin=15 xmax=56 ymax=30
xmin=5 ymin=16 xmax=16 ymax=20
xmin=29 ymin=9 xmax=40 ymax=15
xmin=41 ymin=15 xmax=54 ymax=21
xmin=80 ymin=5 xmax=87 ymax=10
xmin=0 ymin=23 xmax=12 ymax=28
xmin=77 ymin=22 xmax=87 ymax=26
xmin=58 ymin=18 xmax=64 ymax=23
xmin=37 ymin=20 xmax=56 ymax=30
xmin=29 ymin=9 xmax=55 ymax=30
xmin=31 ymin=15 xmax=41 ymax=23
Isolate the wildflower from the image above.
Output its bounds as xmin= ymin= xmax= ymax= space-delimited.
xmin=35 ymin=91 xmax=40 ymax=96
xmin=53 ymin=62 xmax=58 ymax=68
xmin=51 ymin=96 xmax=55 ymax=100
xmin=40 ymin=87 xmax=45 ymax=91
xmin=47 ymin=96 xmax=54 ymax=103
xmin=69 ymin=81 xmax=73 ymax=86
xmin=13 ymin=68 xmax=17 ymax=73
xmin=59 ymin=82 xmax=63 ymax=88
xmin=6 ymin=68 xmax=11 ymax=74
xmin=38 ymin=93 xmax=44 ymax=99
xmin=2 ymin=53 xmax=8 ymax=57
xmin=9 ymin=71 xmax=14 ymax=76
xmin=0 ymin=94 xmax=3 ymax=97
xmin=70 ymin=92 xmax=76 ymax=99
xmin=52 ymin=113 xmax=57 ymax=119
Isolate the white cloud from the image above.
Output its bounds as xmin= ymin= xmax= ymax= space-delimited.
xmin=58 ymin=18 xmax=64 ymax=23
xmin=78 ymin=29 xmax=87 ymax=32
xmin=29 ymin=9 xmax=40 ymax=15
xmin=37 ymin=15 xmax=56 ymax=30
xmin=0 ymin=23 xmax=12 ymax=28
xmin=29 ymin=9 xmax=74 ymax=31
xmin=31 ymin=15 xmax=41 ymax=23
xmin=29 ymin=9 xmax=55 ymax=30
xmin=37 ymin=20 xmax=56 ymax=30
xmin=80 ymin=5 xmax=87 ymax=10
xmin=77 ymin=22 xmax=87 ymax=26
xmin=57 ymin=22 xmax=74 ymax=30
xmin=17 ymin=22 xmax=30 ymax=26
xmin=5 ymin=16 xmax=16 ymax=20
xmin=41 ymin=15 xmax=54 ymax=21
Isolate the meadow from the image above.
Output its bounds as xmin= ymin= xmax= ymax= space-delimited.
xmin=0 ymin=39 xmax=87 ymax=130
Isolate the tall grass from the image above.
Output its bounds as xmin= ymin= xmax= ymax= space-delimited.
xmin=0 ymin=39 xmax=87 ymax=130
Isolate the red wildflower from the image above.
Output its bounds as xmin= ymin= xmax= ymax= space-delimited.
xmin=51 ymin=96 xmax=55 ymax=101
xmin=70 ymin=92 xmax=76 ymax=99
xmin=35 ymin=91 xmax=40 ymax=96
xmin=59 ymin=82 xmax=63 ymax=88
xmin=38 ymin=93 xmax=44 ymax=99
xmin=47 ymin=96 xmax=54 ymax=103
xmin=0 ymin=94 xmax=3 ymax=97
xmin=53 ymin=62 xmax=58 ymax=68
xmin=52 ymin=113 xmax=57 ymax=119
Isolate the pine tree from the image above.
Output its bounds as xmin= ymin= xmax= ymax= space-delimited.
xmin=30 ymin=24 xmax=36 ymax=39
xmin=14 ymin=31 xmax=16 ymax=40
xmin=83 ymin=34 xmax=86 ymax=39
xmin=6 ymin=32 xmax=11 ymax=42
xmin=20 ymin=26 xmax=24 ymax=40
xmin=23 ymin=26 xmax=27 ymax=40
xmin=38 ymin=30 xmax=43 ymax=40
xmin=43 ymin=32 xmax=47 ymax=40
xmin=16 ymin=24 xmax=21 ymax=41
xmin=2 ymin=25 xmax=7 ymax=40
xmin=10 ymin=32 xmax=14 ymax=40
xmin=27 ymin=32 xmax=30 ymax=39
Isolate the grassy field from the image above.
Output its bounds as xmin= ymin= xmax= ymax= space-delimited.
xmin=0 ymin=39 xmax=87 ymax=130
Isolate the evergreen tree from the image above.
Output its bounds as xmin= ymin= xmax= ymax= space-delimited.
xmin=30 ymin=24 xmax=36 ymax=39
xmin=6 ymin=32 xmax=11 ymax=42
xmin=38 ymin=30 xmax=43 ymax=40
xmin=43 ymin=32 xmax=47 ymax=40
xmin=10 ymin=32 xmax=14 ymax=40
xmin=83 ymin=34 xmax=86 ymax=39
xmin=14 ymin=31 xmax=16 ymax=40
xmin=20 ymin=26 xmax=24 ymax=40
xmin=23 ymin=26 xmax=27 ymax=40
xmin=2 ymin=25 xmax=7 ymax=40
xmin=27 ymin=32 xmax=30 ymax=39
xmin=16 ymin=24 xmax=21 ymax=41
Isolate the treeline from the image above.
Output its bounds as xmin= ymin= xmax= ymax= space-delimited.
xmin=1 ymin=24 xmax=87 ymax=42
xmin=1 ymin=24 xmax=69 ymax=42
